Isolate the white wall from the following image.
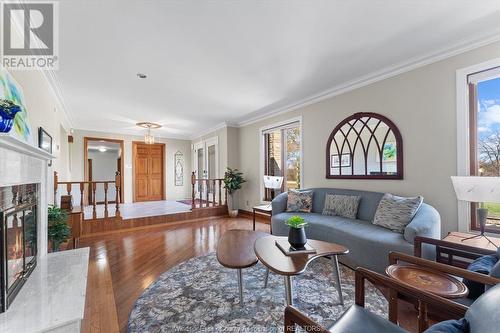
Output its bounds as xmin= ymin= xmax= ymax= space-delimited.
xmin=9 ymin=70 xmax=71 ymax=205
xmin=88 ymin=150 xmax=119 ymax=202
xmin=70 ymin=130 xmax=192 ymax=202
xmin=236 ymin=40 xmax=500 ymax=237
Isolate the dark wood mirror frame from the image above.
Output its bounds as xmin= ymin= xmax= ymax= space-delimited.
xmin=325 ymin=112 xmax=403 ymax=179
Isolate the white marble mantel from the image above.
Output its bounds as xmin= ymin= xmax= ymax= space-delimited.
xmin=0 ymin=134 xmax=90 ymax=332
xmin=0 ymin=248 xmax=90 ymax=333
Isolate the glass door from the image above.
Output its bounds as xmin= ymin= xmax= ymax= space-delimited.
xmin=192 ymin=137 xmax=219 ymax=201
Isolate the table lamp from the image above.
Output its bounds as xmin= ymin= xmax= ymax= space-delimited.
xmin=451 ymin=176 xmax=500 ymax=247
xmin=263 ymin=175 xmax=284 ymax=207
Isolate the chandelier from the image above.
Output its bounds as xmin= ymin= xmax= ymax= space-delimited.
xmin=136 ymin=122 xmax=162 ymax=144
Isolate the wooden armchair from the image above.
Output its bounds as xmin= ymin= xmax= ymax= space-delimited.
xmin=414 ymin=235 xmax=496 ymax=269
xmin=285 ymin=267 xmax=468 ymax=333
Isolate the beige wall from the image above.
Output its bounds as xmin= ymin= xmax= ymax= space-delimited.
xmin=10 ymin=70 xmax=71 ymax=204
xmin=191 ymin=126 xmax=240 ymax=179
xmin=70 ymin=130 xmax=192 ymax=202
xmin=237 ymin=41 xmax=500 ymax=236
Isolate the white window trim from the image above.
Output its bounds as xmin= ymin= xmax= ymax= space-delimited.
xmin=259 ymin=116 xmax=303 ymax=203
xmin=456 ymin=58 xmax=500 ymax=232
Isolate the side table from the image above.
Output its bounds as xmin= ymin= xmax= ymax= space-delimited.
xmin=253 ymin=204 xmax=273 ymax=233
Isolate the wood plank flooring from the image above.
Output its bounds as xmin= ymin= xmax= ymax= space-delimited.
xmin=79 ymin=216 xmax=421 ymax=333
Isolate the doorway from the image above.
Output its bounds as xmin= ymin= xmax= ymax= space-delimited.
xmin=133 ymin=142 xmax=165 ymax=202
xmin=192 ymin=137 xmax=218 ymax=198
xmin=84 ymin=137 xmax=124 ymax=205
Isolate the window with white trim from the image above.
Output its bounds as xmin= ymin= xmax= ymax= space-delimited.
xmin=262 ymin=120 xmax=301 ymax=201
xmin=468 ymin=67 xmax=500 ymax=233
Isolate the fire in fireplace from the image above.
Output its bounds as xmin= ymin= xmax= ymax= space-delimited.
xmin=0 ymin=184 xmax=38 ymax=313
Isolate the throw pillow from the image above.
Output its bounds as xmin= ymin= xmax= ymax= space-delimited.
xmin=372 ymin=193 xmax=423 ymax=233
xmin=463 ymin=254 xmax=498 ymax=299
xmin=423 ymin=318 xmax=469 ymax=333
xmin=286 ymin=190 xmax=313 ymax=213
xmin=322 ymin=194 xmax=361 ymax=219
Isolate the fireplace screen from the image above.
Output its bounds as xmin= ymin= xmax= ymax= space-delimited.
xmin=0 ymin=184 xmax=38 ymax=312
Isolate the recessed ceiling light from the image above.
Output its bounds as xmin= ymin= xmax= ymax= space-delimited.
xmin=137 ymin=73 xmax=147 ymax=79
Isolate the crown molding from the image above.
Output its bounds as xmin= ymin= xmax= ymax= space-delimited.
xmin=73 ymin=126 xmax=191 ymax=141
xmin=236 ymin=31 xmax=500 ymax=128
xmin=189 ymin=121 xmax=237 ymax=141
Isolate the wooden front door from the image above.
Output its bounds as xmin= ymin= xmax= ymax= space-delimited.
xmin=133 ymin=142 xmax=165 ymax=202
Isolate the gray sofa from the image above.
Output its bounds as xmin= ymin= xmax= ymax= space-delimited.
xmin=271 ymin=188 xmax=441 ymax=273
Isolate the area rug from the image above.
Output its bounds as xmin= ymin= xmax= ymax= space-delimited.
xmin=128 ymin=253 xmax=388 ymax=332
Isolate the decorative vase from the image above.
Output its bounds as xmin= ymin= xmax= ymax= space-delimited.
xmin=0 ymin=100 xmax=21 ymax=133
xmin=228 ymin=209 xmax=238 ymax=218
xmin=288 ymin=227 xmax=307 ymax=249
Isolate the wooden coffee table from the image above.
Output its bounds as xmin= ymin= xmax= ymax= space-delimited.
xmin=217 ymin=229 xmax=268 ymax=304
xmin=386 ymin=264 xmax=468 ymax=299
xmin=254 ymin=235 xmax=349 ymax=306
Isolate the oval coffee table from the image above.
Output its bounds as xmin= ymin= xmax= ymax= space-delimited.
xmin=217 ymin=229 xmax=268 ymax=304
xmin=254 ymin=235 xmax=349 ymax=306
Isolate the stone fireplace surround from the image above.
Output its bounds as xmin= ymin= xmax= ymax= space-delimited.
xmin=0 ymin=134 xmax=89 ymax=333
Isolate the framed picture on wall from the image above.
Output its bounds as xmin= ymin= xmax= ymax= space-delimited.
xmin=331 ymin=153 xmax=351 ymax=168
xmin=38 ymin=127 xmax=52 ymax=154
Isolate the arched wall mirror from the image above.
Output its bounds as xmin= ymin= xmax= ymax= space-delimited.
xmin=326 ymin=112 xmax=403 ymax=179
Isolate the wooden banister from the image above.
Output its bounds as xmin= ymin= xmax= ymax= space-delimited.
xmin=54 ymin=173 xmax=121 ymax=220
xmin=190 ymin=173 xmax=227 ymax=209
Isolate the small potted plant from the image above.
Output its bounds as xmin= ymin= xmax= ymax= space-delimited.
xmin=48 ymin=205 xmax=71 ymax=252
xmin=223 ymin=167 xmax=246 ymax=217
xmin=286 ymin=215 xmax=308 ymax=249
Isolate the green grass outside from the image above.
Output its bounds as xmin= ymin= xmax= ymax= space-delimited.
xmin=482 ymin=202 xmax=500 ymax=225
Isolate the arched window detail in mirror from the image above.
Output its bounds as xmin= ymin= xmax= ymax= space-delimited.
xmin=326 ymin=112 xmax=403 ymax=179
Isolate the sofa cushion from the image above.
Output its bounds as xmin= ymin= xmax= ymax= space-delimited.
xmin=322 ymin=194 xmax=361 ymax=219
xmin=423 ymin=318 xmax=469 ymax=333
xmin=310 ymin=188 xmax=384 ymax=221
xmin=373 ymin=193 xmax=423 ymax=233
xmin=463 ymin=254 xmax=498 ymax=299
xmin=286 ymin=190 xmax=313 ymax=212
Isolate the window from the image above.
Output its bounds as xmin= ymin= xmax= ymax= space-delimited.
xmin=263 ymin=120 xmax=301 ymax=201
xmin=469 ymin=67 xmax=500 ymax=233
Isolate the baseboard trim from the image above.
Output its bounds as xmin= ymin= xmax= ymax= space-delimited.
xmin=238 ymin=209 xmax=271 ymax=224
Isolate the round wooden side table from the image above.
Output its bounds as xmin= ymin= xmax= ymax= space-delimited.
xmin=386 ymin=264 xmax=468 ymax=299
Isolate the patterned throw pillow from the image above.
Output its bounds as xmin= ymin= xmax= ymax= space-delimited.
xmin=372 ymin=193 xmax=423 ymax=233
xmin=286 ymin=190 xmax=313 ymax=213
xmin=322 ymin=194 xmax=361 ymax=219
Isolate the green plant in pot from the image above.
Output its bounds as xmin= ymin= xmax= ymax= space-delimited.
xmin=48 ymin=205 xmax=71 ymax=252
xmin=286 ymin=215 xmax=308 ymax=249
xmin=223 ymin=167 xmax=246 ymax=217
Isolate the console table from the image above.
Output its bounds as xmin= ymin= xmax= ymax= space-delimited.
xmin=252 ymin=204 xmax=273 ymax=232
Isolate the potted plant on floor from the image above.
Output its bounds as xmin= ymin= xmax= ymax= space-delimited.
xmin=223 ymin=167 xmax=246 ymax=217
xmin=48 ymin=205 xmax=71 ymax=252
xmin=286 ymin=215 xmax=308 ymax=249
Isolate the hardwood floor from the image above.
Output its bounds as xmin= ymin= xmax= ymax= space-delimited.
xmin=79 ymin=216 xmax=421 ymax=333
xmin=79 ymin=217 xmax=270 ymax=332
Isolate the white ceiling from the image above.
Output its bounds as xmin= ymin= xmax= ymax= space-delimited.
xmin=56 ymin=0 xmax=500 ymax=139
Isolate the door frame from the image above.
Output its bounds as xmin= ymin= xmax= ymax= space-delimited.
xmin=132 ymin=141 xmax=166 ymax=202
xmin=192 ymin=136 xmax=219 ymax=197
xmin=83 ymin=137 xmax=124 ymax=205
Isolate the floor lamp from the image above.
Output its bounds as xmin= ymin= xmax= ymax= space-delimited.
xmin=263 ymin=175 xmax=284 ymax=207
xmin=451 ymin=176 xmax=500 ymax=248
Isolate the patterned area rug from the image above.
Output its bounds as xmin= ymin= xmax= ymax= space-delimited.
xmin=128 ymin=253 xmax=388 ymax=332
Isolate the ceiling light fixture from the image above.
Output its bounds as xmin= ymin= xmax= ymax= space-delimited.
xmin=136 ymin=122 xmax=161 ymax=144
xmin=137 ymin=73 xmax=147 ymax=79
xmin=98 ymin=147 xmax=107 ymax=152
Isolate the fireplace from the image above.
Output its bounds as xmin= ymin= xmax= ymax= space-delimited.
xmin=0 ymin=183 xmax=38 ymax=313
